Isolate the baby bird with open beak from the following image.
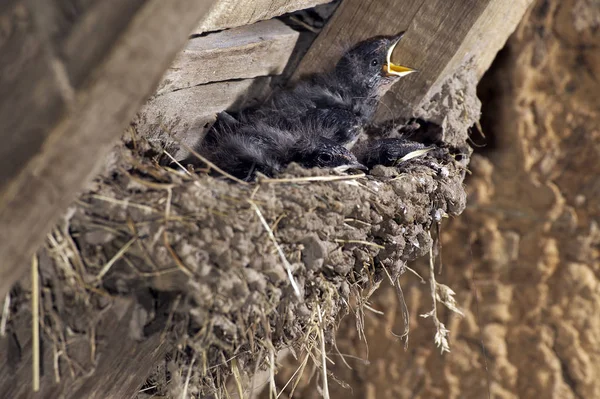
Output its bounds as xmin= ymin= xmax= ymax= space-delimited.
xmin=248 ymin=31 xmax=416 ymax=148
xmin=181 ymin=33 xmax=415 ymax=181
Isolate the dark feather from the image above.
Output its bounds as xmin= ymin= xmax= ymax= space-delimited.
xmin=180 ymin=33 xmax=417 ymax=180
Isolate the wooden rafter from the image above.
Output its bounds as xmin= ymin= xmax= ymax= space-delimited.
xmin=294 ymin=0 xmax=534 ymax=117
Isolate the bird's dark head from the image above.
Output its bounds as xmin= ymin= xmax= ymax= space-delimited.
xmin=298 ymin=138 xmax=366 ymax=170
xmin=335 ymin=32 xmax=416 ymax=96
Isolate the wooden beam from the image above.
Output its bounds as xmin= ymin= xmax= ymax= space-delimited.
xmin=0 ymin=0 xmax=218 ymax=299
xmin=0 ymin=298 xmax=167 ymax=398
xmin=156 ymin=19 xmax=299 ymax=95
xmin=141 ymin=20 xmax=302 ymax=158
xmin=293 ymin=0 xmax=533 ymax=118
xmin=196 ymin=0 xmax=331 ymax=33
xmin=140 ymin=77 xmax=272 ymax=158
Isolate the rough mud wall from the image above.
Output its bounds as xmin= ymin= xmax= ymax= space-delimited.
xmin=281 ymin=0 xmax=600 ymax=398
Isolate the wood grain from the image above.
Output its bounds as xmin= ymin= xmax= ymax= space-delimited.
xmin=156 ymin=19 xmax=299 ymax=95
xmin=293 ymin=0 xmax=534 ymax=118
xmin=0 ymin=298 xmax=167 ymax=398
xmin=0 ymin=0 xmax=218 ymax=300
xmin=143 ymin=19 xmax=303 ymax=159
xmin=196 ymin=0 xmax=331 ymax=33
xmin=140 ymin=77 xmax=272 ymax=159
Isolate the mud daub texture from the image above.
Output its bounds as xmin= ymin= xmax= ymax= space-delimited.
xmin=2 ymin=66 xmax=479 ymax=397
xmin=75 ymin=149 xmax=466 ymax=397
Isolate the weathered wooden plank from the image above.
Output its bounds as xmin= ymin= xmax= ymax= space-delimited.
xmin=0 ymin=1 xmax=69 ymax=192
xmin=196 ymin=0 xmax=331 ymax=33
xmin=293 ymin=0 xmax=534 ymax=118
xmin=0 ymin=298 xmax=167 ymax=398
xmin=156 ymin=19 xmax=299 ymax=95
xmin=442 ymin=0 xmax=534 ymax=79
xmin=0 ymin=0 xmax=218 ymax=299
xmin=141 ymin=77 xmax=272 ymax=159
xmin=60 ymin=0 xmax=148 ymax=88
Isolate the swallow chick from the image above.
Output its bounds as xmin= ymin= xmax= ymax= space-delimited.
xmin=183 ymin=120 xmax=365 ymax=181
xmin=240 ymin=32 xmax=416 ymax=149
xmin=365 ymin=117 xmax=446 ymax=147
xmin=354 ymin=137 xmax=431 ymax=168
xmin=179 ymin=33 xmax=415 ymax=180
xmin=354 ymin=119 xmax=454 ymax=171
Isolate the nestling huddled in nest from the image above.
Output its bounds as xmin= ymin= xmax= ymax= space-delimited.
xmin=180 ymin=32 xmax=448 ymax=181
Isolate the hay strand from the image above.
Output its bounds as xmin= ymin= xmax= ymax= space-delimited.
xmin=260 ymin=172 xmax=366 ymax=184
xmin=31 ymin=254 xmax=40 ymax=392
xmin=181 ymin=355 xmax=196 ymax=399
xmin=94 ymin=236 xmax=138 ymax=282
xmin=249 ymin=200 xmax=301 ymax=299
xmin=0 ymin=292 xmax=10 ymax=337
xmin=316 ymin=304 xmax=330 ymax=399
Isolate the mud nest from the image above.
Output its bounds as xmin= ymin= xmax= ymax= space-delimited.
xmin=2 ymin=66 xmax=480 ymax=398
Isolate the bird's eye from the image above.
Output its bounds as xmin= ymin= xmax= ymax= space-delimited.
xmin=318 ymin=153 xmax=333 ymax=163
xmin=371 ymin=59 xmax=379 ymax=67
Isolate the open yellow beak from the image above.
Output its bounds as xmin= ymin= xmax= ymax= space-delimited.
xmin=385 ymin=62 xmax=415 ymax=76
xmin=384 ymin=36 xmax=417 ymax=77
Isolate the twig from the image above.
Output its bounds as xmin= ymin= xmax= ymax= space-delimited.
xmin=288 ymin=351 xmax=311 ymax=398
xmin=334 ymin=239 xmax=385 ymax=249
xmin=0 ymin=292 xmax=10 ymax=337
xmin=406 ymin=265 xmax=426 ymax=284
xmin=181 ymin=354 xmax=196 ymax=399
xmin=165 ymin=187 xmax=173 ymax=222
xmin=139 ymin=385 xmax=158 ymax=393
xmin=90 ymin=324 xmax=96 ymax=364
xmin=277 ymin=351 xmax=310 ymax=398
xmin=436 ymin=221 xmax=443 ymax=274
xmin=316 ymin=304 xmax=330 ymax=399
xmin=391 ymin=278 xmax=410 ymax=349
xmin=53 ymin=344 xmax=61 ymax=383
xmin=259 ymin=173 xmax=366 ymax=184
xmin=288 ymin=15 xmax=320 ymax=33
xmin=420 ymin=243 xmax=451 ymax=354
xmin=90 ymin=194 xmax=160 ymax=214
xmin=224 ymin=382 xmax=232 ymax=399
xmin=363 ymin=304 xmax=384 ymax=315
xmin=121 ymin=171 xmax=175 ymax=190
xmin=269 ymin=347 xmax=277 ymax=399
xmin=31 ymin=254 xmax=40 ymax=392
xmin=249 ymin=201 xmax=301 ymax=299
xmin=231 ymin=358 xmax=244 ymax=399
xmin=332 ymin=338 xmax=352 ymax=370
xmin=167 ymin=131 xmax=249 ymax=185
xmin=163 ymin=149 xmax=192 ymax=176
xmin=343 ymin=218 xmax=372 ymax=227
xmin=94 ymin=236 xmax=138 ymax=281
xmin=206 ymin=351 xmax=251 ymax=372
xmin=250 ymin=184 xmax=261 ymax=200
xmin=163 ymin=232 xmax=194 ymax=277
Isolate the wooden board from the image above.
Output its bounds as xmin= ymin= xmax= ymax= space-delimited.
xmin=293 ymin=0 xmax=534 ymax=118
xmin=0 ymin=0 xmax=319 ymax=300
xmin=196 ymin=0 xmax=331 ymax=33
xmin=156 ymin=19 xmax=299 ymax=95
xmin=140 ymin=77 xmax=272 ymax=159
xmin=0 ymin=0 xmax=218 ymax=300
xmin=142 ymin=19 xmax=303 ymax=159
xmin=0 ymin=298 xmax=167 ymax=398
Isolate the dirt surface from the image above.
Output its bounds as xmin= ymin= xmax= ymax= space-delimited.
xmin=283 ymin=0 xmax=600 ymax=398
